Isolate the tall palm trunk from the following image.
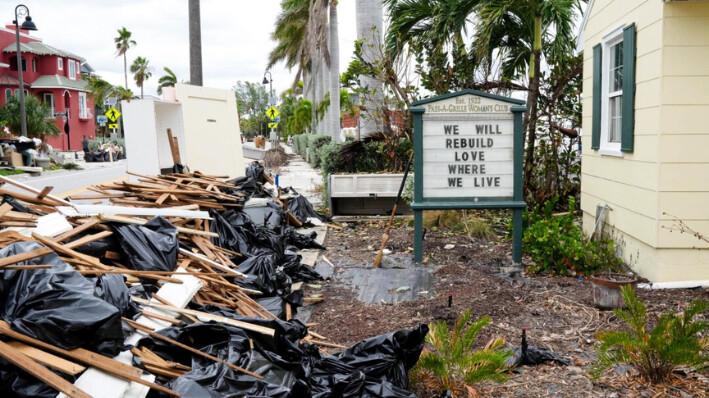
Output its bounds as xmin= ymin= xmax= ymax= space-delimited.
xmin=523 ymin=11 xmax=542 ymax=189
xmin=188 ymin=0 xmax=203 ymax=86
xmin=328 ymin=2 xmax=341 ymax=142
xmin=356 ymin=0 xmax=383 ymax=138
xmin=123 ymin=53 xmax=128 ymax=89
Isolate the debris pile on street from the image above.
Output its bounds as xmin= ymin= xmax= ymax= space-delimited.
xmin=0 ymin=163 xmax=427 ymax=398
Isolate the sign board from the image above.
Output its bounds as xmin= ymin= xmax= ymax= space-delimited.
xmin=268 ymin=122 xmax=278 ymax=128
xmin=265 ymin=106 xmax=279 ymax=120
xmin=96 ymin=115 xmax=108 ymax=123
xmin=108 ymin=123 xmax=118 ymax=129
xmin=106 ymin=107 xmax=121 ymax=122
xmin=411 ymin=90 xmax=526 ymax=263
xmin=104 ymin=97 xmax=117 ymax=106
xmin=269 ymin=96 xmax=278 ymax=105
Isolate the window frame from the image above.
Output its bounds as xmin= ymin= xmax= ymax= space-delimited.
xmin=78 ymin=92 xmax=88 ymax=118
xmin=599 ymin=25 xmax=626 ymax=157
xmin=57 ymin=57 xmax=63 ymax=71
xmin=31 ymin=57 xmax=36 ymax=72
xmin=5 ymin=89 xmax=12 ymax=100
xmin=43 ymin=93 xmax=55 ymax=117
xmin=68 ymin=59 xmax=76 ymax=80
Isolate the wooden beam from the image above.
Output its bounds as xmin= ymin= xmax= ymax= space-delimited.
xmin=5 ymin=341 xmax=86 ymax=376
xmin=0 ymin=340 xmax=92 ymax=398
xmin=0 ymin=247 xmax=53 ymax=268
xmin=0 ymin=321 xmax=180 ymax=397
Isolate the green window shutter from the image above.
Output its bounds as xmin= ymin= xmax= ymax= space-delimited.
xmin=621 ymin=23 xmax=636 ymax=152
xmin=591 ymin=44 xmax=602 ymax=150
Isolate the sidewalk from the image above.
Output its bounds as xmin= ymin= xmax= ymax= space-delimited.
xmin=277 ymin=144 xmax=324 ymax=208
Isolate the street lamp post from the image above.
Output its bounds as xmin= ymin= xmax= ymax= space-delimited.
xmin=13 ymin=4 xmax=37 ymax=137
xmin=262 ymin=71 xmax=275 ymax=142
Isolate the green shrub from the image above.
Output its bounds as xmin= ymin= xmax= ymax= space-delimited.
xmin=590 ymin=285 xmax=709 ymax=383
xmin=307 ymin=134 xmax=330 ymax=167
xmin=521 ymin=196 xmax=622 ymax=276
xmin=293 ymin=134 xmax=308 ymax=157
xmin=413 ymin=309 xmax=511 ymax=394
xmin=317 ymin=142 xmax=343 ymax=177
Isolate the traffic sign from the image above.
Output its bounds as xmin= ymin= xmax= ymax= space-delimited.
xmin=97 ymin=115 xmax=108 ymax=123
xmin=104 ymin=97 xmax=117 ymax=106
xmin=108 ymin=123 xmax=118 ymax=129
xmin=268 ymin=122 xmax=278 ymax=128
xmin=106 ymin=107 xmax=121 ymax=122
xmin=265 ymin=106 xmax=279 ymax=120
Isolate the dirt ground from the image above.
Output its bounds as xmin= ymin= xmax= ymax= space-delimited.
xmin=304 ymin=218 xmax=709 ymax=398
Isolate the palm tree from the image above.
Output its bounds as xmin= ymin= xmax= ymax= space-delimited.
xmin=0 ymin=95 xmax=60 ymax=138
xmin=474 ymin=0 xmax=581 ymax=187
xmin=114 ymin=27 xmax=137 ymax=89
xmin=157 ymin=67 xmax=178 ymax=95
xmin=130 ymin=56 xmax=153 ymax=98
xmin=327 ymin=1 xmax=341 ymax=141
xmin=87 ymin=75 xmax=115 ymax=110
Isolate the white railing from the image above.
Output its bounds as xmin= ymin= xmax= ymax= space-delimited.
xmin=79 ymin=108 xmax=93 ymax=119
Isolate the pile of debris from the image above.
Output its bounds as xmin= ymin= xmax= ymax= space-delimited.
xmin=0 ymin=163 xmax=427 ymax=398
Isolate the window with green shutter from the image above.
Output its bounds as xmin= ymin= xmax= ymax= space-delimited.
xmin=591 ymin=23 xmax=636 ymax=156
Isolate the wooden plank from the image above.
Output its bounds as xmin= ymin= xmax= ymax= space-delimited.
xmin=32 ymin=233 xmax=108 ymax=270
xmin=0 ymin=175 xmax=71 ymax=206
xmin=54 ymin=218 xmax=101 ymax=242
xmin=0 ymin=321 xmax=179 ymax=397
xmin=36 ymin=186 xmax=54 ymax=200
xmin=0 ymin=202 xmax=14 ymax=218
xmin=166 ymin=128 xmax=181 ymax=165
xmin=0 ymin=247 xmax=53 ymax=268
xmin=132 ymin=297 xmax=275 ymax=336
xmin=172 ymin=137 xmax=183 ymax=164
xmin=99 ymin=214 xmax=218 ymax=238
xmin=0 ymin=340 xmax=92 ymax=398
xmin=178 ymin=248 xmax=246 ymax=277
xmin=6 ymin=341 xmax=86 ymax=376
xmin=64 ymin=231 xmax=113 ymax=250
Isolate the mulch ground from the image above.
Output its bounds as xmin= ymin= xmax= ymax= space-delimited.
xmin=304 ymin=218 xmax=709 ymax=398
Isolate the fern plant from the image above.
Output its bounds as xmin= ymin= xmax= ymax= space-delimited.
xmin=413 ymin=310 xmax=512 ymax=394
xmin=591 ymin=285 xmax=709 ymax=383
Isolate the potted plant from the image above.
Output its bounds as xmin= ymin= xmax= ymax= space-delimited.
xmin=586 ymin=237 xmax=636 ymax=309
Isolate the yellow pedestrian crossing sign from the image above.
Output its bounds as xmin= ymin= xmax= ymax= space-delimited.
xmin=268 ymin=122 xmax=278 ymax=128
xmin=106 ymin=107 xmax=121 ymax=122
xmin=265 ymin=106 xmax=279 ymax=120
xmin=108 ymin=123 xmax=118 ymax=129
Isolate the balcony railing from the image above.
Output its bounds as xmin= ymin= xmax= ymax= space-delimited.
xmin=78 ymin=108 xmax=92 ymax=120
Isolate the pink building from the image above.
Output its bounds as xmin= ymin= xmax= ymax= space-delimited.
xmin=0 ymin=25 xmax=95 ymax=151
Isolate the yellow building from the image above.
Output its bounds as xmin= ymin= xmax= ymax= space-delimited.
xmin=580 ymin=0 xmax=709 ymax=284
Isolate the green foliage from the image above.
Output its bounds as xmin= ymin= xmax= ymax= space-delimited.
xmin=591 ymin=286 xmax=709 ymax=383
xmin=0 ymin=169 xmax=25 ymax=176
xmin=293 ymin=134 xmax=308 ymax=157
xmin=336 ymin=137 xmax=412 ymax=174
xmin=130 ymin=56 xmax=153 ymax=98
xmin=157 ymin=67 xmax=178 ymax=95
xmin=306 ymin=134 xmax=330 ymax=168
xmin=522 ymin=196 xmax=622 ymax=276
xmin=413 ymin=310 xmax=511 ymax=393
xmin=317 ymin=142 xmax=343 ymax=177
xmin=0 ymin=95 xmax=60 ymax=138
xmin=61 ymin=162 xmax=82 ymax=170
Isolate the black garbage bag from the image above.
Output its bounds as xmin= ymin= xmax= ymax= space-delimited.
xmin=235 ymin=254 xmax=291 ymax=297
xmin=92 ymin=274 xmax=141 ymax=318
xmin=288 ymin=193 xmax=330 ymax=223
xmin=227 ymin=163 xmax=266 ymax=199
xmin=311 ymin=324 xmax=429 ymax=391
xmin=163 ymin=362 xmax=294 ymax=398
xmin=281 ymin=250 xmax=322 ymax=282
xmin=209 ymin=210 xmax=251 ymax=256
xmin=282 ymin=226 xmax=326 ymax=250
xmin=112 ymin=216 xmax=178 ymax=272
xmin=249 ymin=227 xmax=286 ymax=259
xmin=256 ymin=290 xmax=303 ymax=320
xmin=312 ymin=371 xmax=418 ymax=398
xmin=263 ymin=200 xmax=286 ymax=231
xmin=0 ymin=242 xmax=123 ymax=356
xmin=504 ymin=328 xmax=572 ymax=367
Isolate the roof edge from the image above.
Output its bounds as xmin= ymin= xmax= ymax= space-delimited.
xmin=576 ymin=0 xmax=596 ymax=52
xmin=412 ymin=89 xmax=525 ymax=107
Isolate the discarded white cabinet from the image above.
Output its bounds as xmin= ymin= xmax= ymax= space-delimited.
xmin=122 ymin=83 xmax=245 ymax=179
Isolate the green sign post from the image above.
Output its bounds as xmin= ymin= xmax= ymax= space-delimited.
xmin=411 ymin=89 xmax=527 ymax=263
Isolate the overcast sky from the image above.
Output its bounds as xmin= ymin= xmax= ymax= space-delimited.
xmin=14 ymin=0 xmax=358 ymax=97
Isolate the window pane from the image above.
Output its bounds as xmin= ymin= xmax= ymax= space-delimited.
xmin=610 ymin=42 xmax=624 ymax=92
xmin=609 ymin=96 xmax=622 ymax=143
